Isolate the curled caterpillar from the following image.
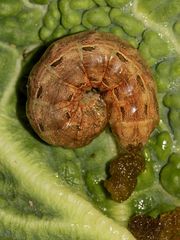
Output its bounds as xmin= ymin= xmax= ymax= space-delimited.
xmin=26 ymin=31 xmax=159 ymax=148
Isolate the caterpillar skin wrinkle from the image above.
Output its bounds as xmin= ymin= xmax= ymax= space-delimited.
xmin=27 ymin=31 xmax=159 ymax=148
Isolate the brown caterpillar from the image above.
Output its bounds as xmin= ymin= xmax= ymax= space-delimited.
xmin=26 ymin=31 xmax=159 ymax=149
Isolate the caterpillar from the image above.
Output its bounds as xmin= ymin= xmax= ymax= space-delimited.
xmin=26 ymin=31 xmax=159 ymax=149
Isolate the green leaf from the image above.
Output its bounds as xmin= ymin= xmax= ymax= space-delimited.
xmin=0 ymin=0 xmax=180 ymax=238
xmin=0 ymin=42 xmax=21 ymax=107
